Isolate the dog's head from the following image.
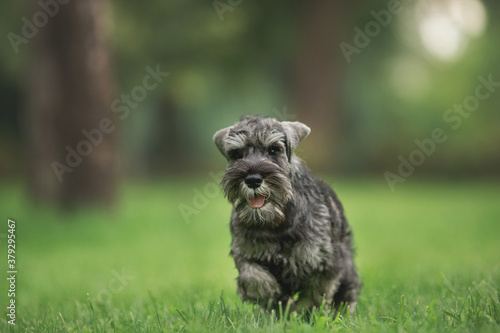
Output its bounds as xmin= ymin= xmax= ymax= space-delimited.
xmin=213 ymin=115 xmax=310 ymax=227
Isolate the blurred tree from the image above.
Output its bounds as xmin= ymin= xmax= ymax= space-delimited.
xmin=25 ymin=0 xmax=118 ymax=208
xmin=291 ymin=1 xmax=355 ymax=173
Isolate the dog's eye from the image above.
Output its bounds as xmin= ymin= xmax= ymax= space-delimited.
xmin=228 ymin=149 xmax=244 ymax=160
xmin=268 ymin=145 xmax=281 ymax=156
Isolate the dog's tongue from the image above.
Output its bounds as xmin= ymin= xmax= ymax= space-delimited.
xmin=247 ymin=195 xmax=266 ymax=208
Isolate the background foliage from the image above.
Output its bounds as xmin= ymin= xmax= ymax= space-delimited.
xmin=1 ymin=0 xmax=499 ymax=177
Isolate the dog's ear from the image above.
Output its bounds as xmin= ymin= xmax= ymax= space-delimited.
xmin=282 ymin=121 xmax=311 ymax=159
xmin=213 ymin=126 xmax=232 ymax=157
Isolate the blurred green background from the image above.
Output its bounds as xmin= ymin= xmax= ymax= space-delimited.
xmin=1 ymin=0 xmax=500 ymax=183
xmin=0 ymin=0 xmax=499 ymax=331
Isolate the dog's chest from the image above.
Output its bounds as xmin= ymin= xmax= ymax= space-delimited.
xmin=236 ymin=233 xmax=328 ymax=277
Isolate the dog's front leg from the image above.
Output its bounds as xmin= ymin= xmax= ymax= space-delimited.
xmin=236 ymin=261 xmax=282 ymax=308
xmin=295 ymin=273 xmax=341 ymax=313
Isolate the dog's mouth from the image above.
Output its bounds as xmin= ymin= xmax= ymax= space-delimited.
xmin=247 ymin=195 xmax=266 ymax=208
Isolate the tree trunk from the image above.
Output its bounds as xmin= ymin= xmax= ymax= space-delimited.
xmin=291 ymin=1 xmax=355 ymax=173
xmin=25 ymin=0 xmax=118 ymax=209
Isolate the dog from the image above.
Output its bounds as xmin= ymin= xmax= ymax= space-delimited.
xmin=213 ymin=115 xmax=360 ymax=314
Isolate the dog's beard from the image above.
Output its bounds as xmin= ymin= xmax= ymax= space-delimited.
xmin=221 ymin=160 xmax=293 ymax=227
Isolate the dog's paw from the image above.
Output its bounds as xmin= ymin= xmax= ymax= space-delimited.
xmin=237 ymin=264 xmax=281 ymax=304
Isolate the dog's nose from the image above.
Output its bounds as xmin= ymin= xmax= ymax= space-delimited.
xmin=244 ymin=174 xmax=263 ymax=189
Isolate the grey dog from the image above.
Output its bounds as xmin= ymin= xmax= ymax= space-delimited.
xmin=213 ymin=115 xmax=360 ymax=314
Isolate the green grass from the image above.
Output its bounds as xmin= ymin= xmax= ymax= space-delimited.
xmin=0 ymin=177 xmax=499 ymax=332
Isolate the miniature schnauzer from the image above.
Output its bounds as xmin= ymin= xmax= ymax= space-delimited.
xmin=213 ymin=115 xmax=360 ymax=314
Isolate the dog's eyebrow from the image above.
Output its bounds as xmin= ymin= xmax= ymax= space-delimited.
xmin=230 ymin=130 xmax=250 ymax=136
xmin=226 ymin=131 xmax=249 ymax=150
xmin=262 ymin=131 xmax=286 ymax=147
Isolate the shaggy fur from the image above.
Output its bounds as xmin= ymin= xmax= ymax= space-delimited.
xmin=213 ymin=115 xmax=361 ymax=314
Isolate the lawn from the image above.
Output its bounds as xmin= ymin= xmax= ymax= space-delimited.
xmin=0 ymin=177 xmax=499 ymax=332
